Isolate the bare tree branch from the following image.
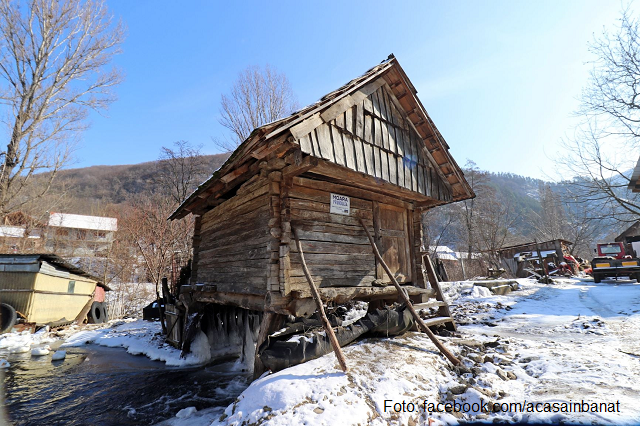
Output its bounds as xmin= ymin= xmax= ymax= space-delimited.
xmin=216 ymin=64 xmax=298 ymax=151
xmin=0 ymin=0 xmax=124 ymax=215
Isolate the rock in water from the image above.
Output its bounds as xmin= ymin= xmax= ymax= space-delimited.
xmin=176 ymin=407 xmax=197 ymax=418
xmin=51 ymin=351 xmax=66 ymax=361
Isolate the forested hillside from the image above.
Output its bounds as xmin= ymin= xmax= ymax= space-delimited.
xmin=47 ymin=153 xmax=230 ymax=214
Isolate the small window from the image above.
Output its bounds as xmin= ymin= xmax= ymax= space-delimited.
xmin=68 ymin=280 xmax=75 ymax=293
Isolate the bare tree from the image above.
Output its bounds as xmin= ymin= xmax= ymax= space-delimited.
xmin=530 ymin=183 xmax=567 ymax=241
xmin=473 ymin=191 xmax=520 ymax=267
xmin=457 ymin=160 xmax=489 ymax=260
xmin=216 ymin=64 xmax=298 ymax=151
xmin=558 ymin=7 xmax=640 ymax=222
xmin=0 ymin=0 xmax=124 ymax=215
xmin=119 ymin=194 xmax=193 ymax=296
xmin=156 ymin=140 xmax=210 ymax=204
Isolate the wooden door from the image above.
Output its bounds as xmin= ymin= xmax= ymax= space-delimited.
xmin=374 ymin=203 xmax=411 ymax=283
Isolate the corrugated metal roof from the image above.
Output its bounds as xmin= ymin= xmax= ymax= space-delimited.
xmin=48 ymin=213 xmax=117 ymax=231
xmin=0 ymin=254 xmax=110 ymax=291
xmin=0 ymin=225 xmax=25 ymax=238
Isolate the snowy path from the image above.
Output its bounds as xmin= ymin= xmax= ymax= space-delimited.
xmin=456 ymin=278 xmax=640 ymax=425
xmin=163 ymin=278 xmax=640 ymax=426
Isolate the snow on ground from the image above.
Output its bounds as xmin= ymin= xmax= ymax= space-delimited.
xmin=62 ymin=319 xmax=212 ymax=367
xmin=159 ymin=277 xmax=640 ymax=426
xmin=0 ymin=326 xmax=56 ymax=355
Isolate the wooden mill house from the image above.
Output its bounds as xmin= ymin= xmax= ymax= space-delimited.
xmin=169 ymin=55 xmax=474 ymax=368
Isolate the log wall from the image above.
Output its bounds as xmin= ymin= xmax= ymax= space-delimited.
xmin=286 ymin=177 xmax=376 ymax=293
xmin=196 ymin=175 xmax=272 ymax=295
xmin=281 ymin=175 xmax=425 ymax=295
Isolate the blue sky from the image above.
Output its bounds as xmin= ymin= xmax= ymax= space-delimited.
xmin=78 ymin=0 xmax=626 ymax=180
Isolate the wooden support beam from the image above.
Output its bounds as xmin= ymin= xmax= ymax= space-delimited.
xmin=423 ymin=255 xmax=456 ymax=332
xmin=292 ymin=227 xmax=349 ymax=372
xmin=253 ymin=311 xmax=287 ymax=379
xmin=359 ymin=217 xmax=460 ymax=366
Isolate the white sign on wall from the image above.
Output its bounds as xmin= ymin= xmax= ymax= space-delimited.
xmin=330 ymin=193 xmax=350 ymax=215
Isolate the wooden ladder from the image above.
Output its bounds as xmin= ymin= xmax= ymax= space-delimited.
xmin=417 ymin=255 xmax=456 ymax=332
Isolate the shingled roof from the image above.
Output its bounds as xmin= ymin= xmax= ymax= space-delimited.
xmin=171 ymin=55 xmax=473 ymax=220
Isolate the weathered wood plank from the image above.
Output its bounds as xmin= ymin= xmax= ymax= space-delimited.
xmin=364 ymin=93 xmax=374 ymax=114
xmin=288 ymin=238 xmax=372 ymax=255
xmin=289 ymin=266 xmax=375 ymax=278
xmin=353 ymin=135 xmax=366 ymax=173
xmin=295 ymin=229 xmax=369 ymax=245
xmin=345 ymin=107 xmax=353 ymax=134
xmin=201 ymin=199 xmax=270 ymax=233
xmin=289 ymin=198 xmax=372 ymax=217
xmin=200 ymin=223 xmax=269 ymax=249
xmin=289 ymin=276 xmax=375 ymax=288
xmin=291 ymin=252 xmax=373 ymax=264
xmin=290 ymin=208 xmax=373 ymax=226
xmin=373 ymin=117 xmax=382 ymax=148
xmin=330 ymin=124 xmax=346 ymax=167
xmin=198 ymin=234 xmax=271 ymax=254
xmin=201 ymin=187 xmax=269 ymax=226
xmin=396 ymin=123 xmax=405 ymax=156
xmin=388 ymin=152 xmax=398 ymax=186
xmin=355 ymin=103 xmax=364 ymax=140
xmin=379 ymin=116 xmax=390 ymax=151
xmin=288 ymin=185 xmax=372 ymax=210
xmin=292 ymin=175 xmax=416 ymax=209
xmin=362 ymin=140 xmax=374 ymax=176
xmin=309 ymin=126 xmax=321 ymax=157
xmin=342 ymin=132 xmax=357 ymax=171
xmin=387 ymin=121 xmax=398 ymax=154
xmin=298 ymin=134 xmax=312 ymax=154
xmin=198 ymin=239 xmax=270 ymax=259
xmin=370 ymin=89 xmax=380 ymax=119
xmin=382 ymin=87 xmax=397 ymax=127
xmin=374 ymin=145 xmax=383 ymax=179
xmin=292 ymin=222 xmax=369 ymax=237
xmin=364 ymin=113 xmax=373 ymax=147
xmin=417 ymin=163 xmax=425 ymax=195
xmin=315 ymin=124 xmax=334 ymax=162
xmin=287 ymin=284 xmax=435 ymax=302
xmin=290 ymin=113 xmax=323 ymax=140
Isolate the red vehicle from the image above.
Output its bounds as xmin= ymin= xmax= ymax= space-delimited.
xmin=591 ymin=242 xmax=640 ymax=283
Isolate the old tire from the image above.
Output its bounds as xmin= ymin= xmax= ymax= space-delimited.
xmin=593 ymin=273 xmax=602 ymax=284
xmin=0 ymin=303 xmax=16 ymax=333
xmin=100 ymin=304 xmax=109 ymax=322
xmin=88 ymin=302 xmax=105 ymax=324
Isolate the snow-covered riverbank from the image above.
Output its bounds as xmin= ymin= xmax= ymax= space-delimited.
xmin=3 ymin=277 xmax=639 ymax=425
xmin=160 ymin=277 xmax=640 ymax=425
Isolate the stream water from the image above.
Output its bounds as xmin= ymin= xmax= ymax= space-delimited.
xmin=3 ymin=345 xmax=250 ymax=425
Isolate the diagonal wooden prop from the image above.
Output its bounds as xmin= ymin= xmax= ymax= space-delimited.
xmin=358 ymin=217 xmax=460 ymax=366
xmin=292 ymin=227 xmax=349 ymax=372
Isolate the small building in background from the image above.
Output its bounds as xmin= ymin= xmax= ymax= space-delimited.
xmin=615 ymin=221 xmax=640 ymax=257
xmin=45 ymin=213 xmax=117 ymax=257
xmin=0 ymin=212 xmax=44 ymax=253
xmin=497 ymin=239 xmax=573 ymax=277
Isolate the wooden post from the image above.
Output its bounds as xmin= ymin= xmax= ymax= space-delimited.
xmin=292 ymin=228 xmax=349 ymax=372
xmin=359 ymin=218 xmax=460 ymax=366
xmin=74 ymin=296 xmax=95 ymax=325
xmin=159 ymin=277 xmax=168 ymax=335
xmin=253 ymin=311 xmax=286 ymax=380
